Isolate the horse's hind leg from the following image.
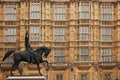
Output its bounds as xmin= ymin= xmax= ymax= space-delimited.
xmin=15 ymin=61 xmax=23 ymax=76
xmin=10 ymin=63 xmax=16 ymax=76
xmin=11 ymin=61 xmax=22 ymax=76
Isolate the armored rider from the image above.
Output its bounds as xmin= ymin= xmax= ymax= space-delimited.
xmin=25 ymin=30 xmax=34 ymax=63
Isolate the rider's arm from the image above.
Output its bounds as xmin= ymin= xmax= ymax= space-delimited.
xmin=25 ymin=31 xmax=30 ymax=48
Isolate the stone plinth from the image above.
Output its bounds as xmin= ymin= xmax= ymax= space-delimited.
xmin=6 ymin=76 xmax=45 ymax=80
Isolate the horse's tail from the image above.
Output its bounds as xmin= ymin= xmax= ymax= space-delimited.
xmin=2 ymin=50 xmax=15 ymax=62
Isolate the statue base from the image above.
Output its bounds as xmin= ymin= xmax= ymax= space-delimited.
xmin=6 ymin=76 xmax=45 ymax=80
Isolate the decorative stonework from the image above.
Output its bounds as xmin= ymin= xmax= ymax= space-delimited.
xmin=0 ymin=0 xmax=120 ymax=80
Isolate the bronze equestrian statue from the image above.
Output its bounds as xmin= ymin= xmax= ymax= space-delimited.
xmin=2 ymin=31 xmax=51 ymax=76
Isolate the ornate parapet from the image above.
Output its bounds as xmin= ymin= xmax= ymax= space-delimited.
xmin=27 ymin=63 xmax=43 ymax=70
xmin=99 ymin=62 xmax=116 ymax=68
xmin=50 ymin=0 xmax=70 ymax=2
xmin=0 ymin=62 xmax=12 ymax=71
xmin=74 ymin=62 xmax=92 ymax=70
xmin=49 ymin=62 xmax=70 ymax=70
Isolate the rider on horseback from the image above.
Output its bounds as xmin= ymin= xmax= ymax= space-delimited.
xmin=25 ymin=30 xmax=34 ymax=63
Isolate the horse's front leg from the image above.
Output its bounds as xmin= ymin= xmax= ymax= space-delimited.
xmin=42 ymin=60 xmax=49 ymax=71
xmin=37 ymin=63 xmax=42 ymax=76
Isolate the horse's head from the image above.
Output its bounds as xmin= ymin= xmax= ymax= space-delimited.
xmin=43 ymin=47 xmax=51 ymax=58
xmin=35 ymin=46 xmax=51 ymax=58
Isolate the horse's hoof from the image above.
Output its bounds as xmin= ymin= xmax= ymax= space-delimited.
xmin=46 ymin=67 xmax=49 ymax=71
xmin=46 ymin=68 xmax=49 ymax=71
xmin=39 ymin=73 xmax=43 ymax=76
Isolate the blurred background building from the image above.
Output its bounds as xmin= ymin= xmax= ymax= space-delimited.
xmin=0 ymin=0 xmax=120 ymax=80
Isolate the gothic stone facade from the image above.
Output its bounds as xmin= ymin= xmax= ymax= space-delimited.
xmin=0 ymin=0 xmax=120 ymax=80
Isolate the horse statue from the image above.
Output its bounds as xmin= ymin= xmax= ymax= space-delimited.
xmin=2 ymin=46 xmax=51 ymax=76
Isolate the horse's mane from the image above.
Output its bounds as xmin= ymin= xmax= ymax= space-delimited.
xmin=35 ymin=46 xmax=48 ymax=52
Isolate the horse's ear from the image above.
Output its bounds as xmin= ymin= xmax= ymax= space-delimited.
xmin=35 ymin=47 xmax=40 ymax=52
xmin=48 ymin=48 xmax=51 ymax=52
xmin=48 ymin=48 xmax=51 ymax=53
xmin=47 ymin=47 xmax=50 ymax=50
